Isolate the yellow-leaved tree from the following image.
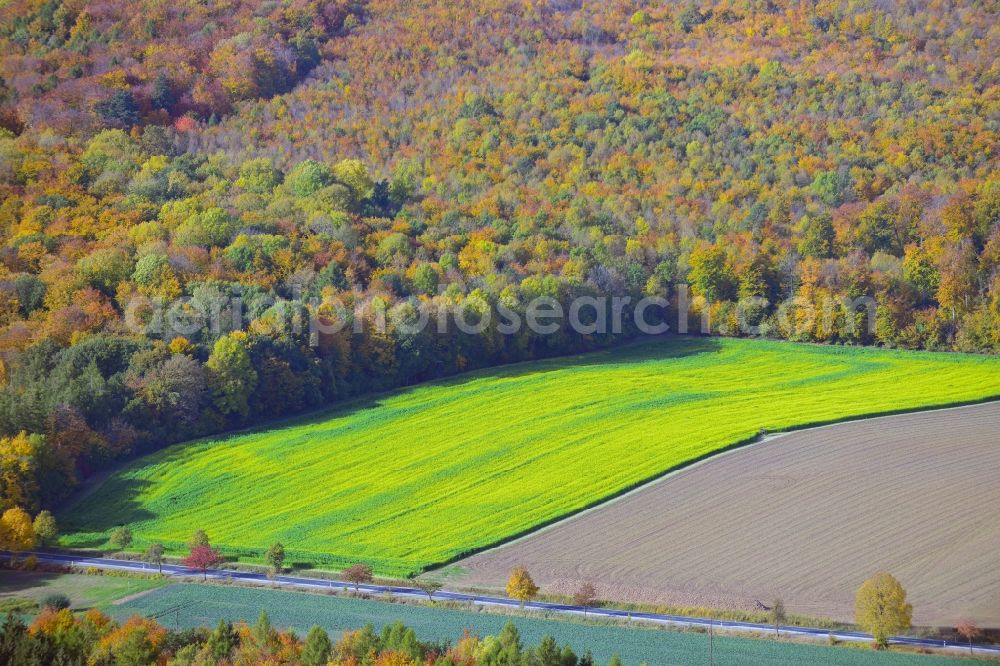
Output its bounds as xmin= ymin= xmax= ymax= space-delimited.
xmin=855 ymin=571 xmax=912 ymax=649
xmin=0 ymin=507 xmax=36 ymax=555
xmin=0 ymin=432 xmax=40 ymax=512
xmin=506 ymin=566 xmax=539 ymax=607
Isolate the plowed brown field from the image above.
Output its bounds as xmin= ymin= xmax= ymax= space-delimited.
xmin=449 ymin=402 xmax=1000 ymax=626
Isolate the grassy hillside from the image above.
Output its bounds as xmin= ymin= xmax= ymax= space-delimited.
xmin=60 ymin=337 xmax=1000 ymax=576
xmin=112 ymin=584 xmax=971 ymax=666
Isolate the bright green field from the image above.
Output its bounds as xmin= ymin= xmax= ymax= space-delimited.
xmin=60 ymin=337 xmax=1000 ymax=576
xmin=111 ymin=584 xmax=969 ymax=665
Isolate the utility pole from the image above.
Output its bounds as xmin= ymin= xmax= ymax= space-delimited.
xmin=708 ymin=618 xmax=714 ymax=666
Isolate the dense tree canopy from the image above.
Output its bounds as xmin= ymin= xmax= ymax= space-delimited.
xmin=0 ymin=0 xmax=997 ymax=512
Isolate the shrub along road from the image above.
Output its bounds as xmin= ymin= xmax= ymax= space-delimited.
xmin=12 ymin=550 xmax=1000 ymax=657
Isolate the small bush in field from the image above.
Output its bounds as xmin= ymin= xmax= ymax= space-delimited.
xmin=41 ymin=593 xmax=71 ymax=610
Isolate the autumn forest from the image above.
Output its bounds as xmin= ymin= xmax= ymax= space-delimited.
xmin=0 ymin=0 xmax=997 ymax=516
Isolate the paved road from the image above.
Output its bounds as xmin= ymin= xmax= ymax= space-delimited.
xmin=12 ymin=550 xmax=999 ymax=656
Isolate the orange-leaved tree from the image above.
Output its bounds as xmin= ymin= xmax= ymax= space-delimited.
xmin=343 ymin=563 xmax=373 ymax=592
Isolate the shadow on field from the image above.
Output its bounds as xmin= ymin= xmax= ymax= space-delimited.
xmin=60 ymin=335 xmax=724 ymax=539
xmin=60 ymin=477 xmax=157 ymax=545
xmin=231 ymin=335 xmax=724 ymax=433
xmin=0 ymin=570 xmax=63 ymax=596
xmin=426 ymin=335 xmax=723 ymax=387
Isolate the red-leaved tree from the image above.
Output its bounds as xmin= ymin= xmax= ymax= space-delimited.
xmin=342 ymin=563 xmax=373 ymax=592
xmin=182 ymin=545 xmax=225 ymax=580
xmin=956 ymin=620 xmax=982 ymax=656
